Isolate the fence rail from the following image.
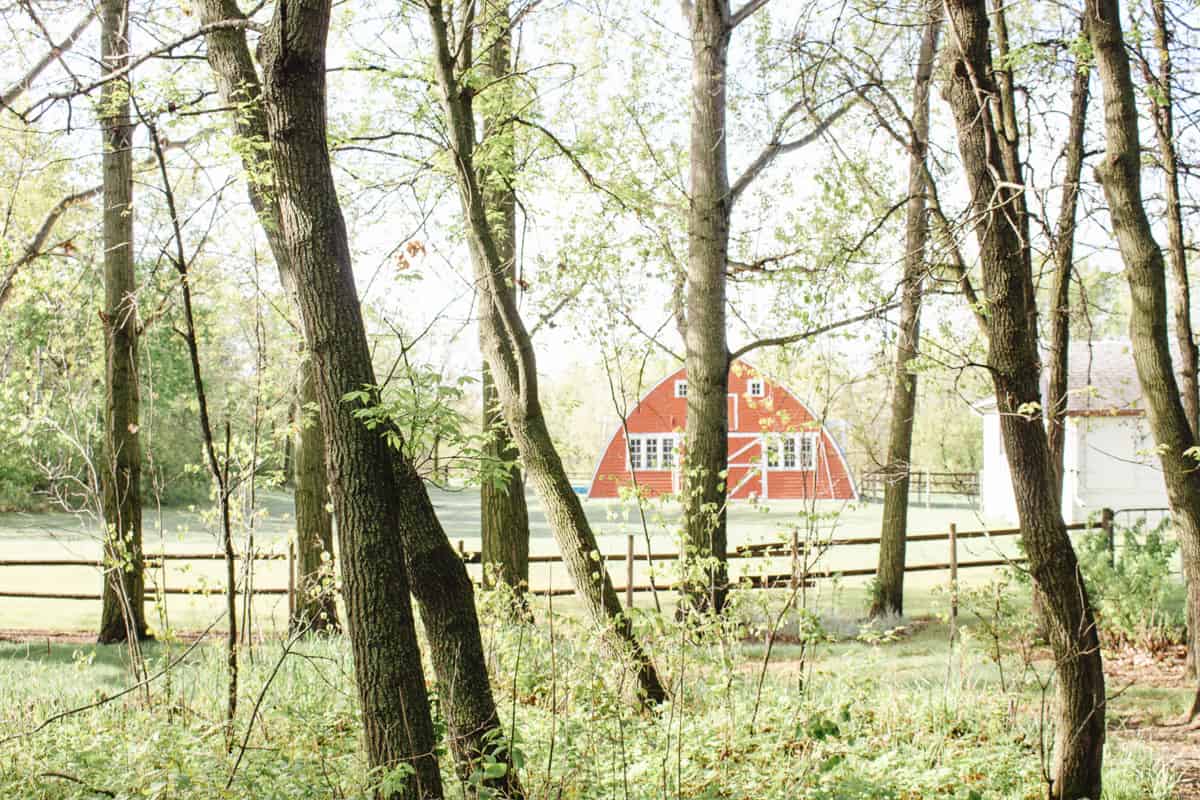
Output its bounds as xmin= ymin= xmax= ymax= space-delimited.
xmin=1 ymin=515 xmax=1117 ymax=607
xmin=858 ymin=470 xmax=979 ymax=505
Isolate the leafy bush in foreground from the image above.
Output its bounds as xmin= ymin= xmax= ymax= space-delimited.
xmin=0 ymin=595 xmax=1177 ymax=799
xmin=1077 ymin=520 xmax=1186 ymax=651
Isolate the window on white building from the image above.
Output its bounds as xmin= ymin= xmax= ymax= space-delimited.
xmin=675 ymin=380 xmax=688 ymax=398
xmin=764 ymin=432 xmax=818 ymax=471
xmin=748 ymin=378 xmax=765 ymax=397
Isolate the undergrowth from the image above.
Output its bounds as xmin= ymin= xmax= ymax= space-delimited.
xmin=0 ymin=587 xmax=1177 ymax=799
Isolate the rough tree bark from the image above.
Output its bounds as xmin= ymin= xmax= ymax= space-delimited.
xmin=196 ymin=0 xmax=338 ymax=636
xmin=247 ymin=3 xmax=518 ymax=794
xmin=943 ymin=2 xmax=1106 ymax=796
xmin=255 ymin=3 xmax=438 ymax=796
xmin=680 ymin=0 xmax=734 ymax=615
xmin=870 ymin=0 xmax=940 ymax=619
xmin=481 ymin=364 xmax=531 ymax=595
xmin=1146 ymin=0 xmax=1198 ymax=439
xmin=1046 ymin=60 xmax=1090 ymax=504
xmin=1144 ymin=0 xmax=1200 ymax=681
xmin=477 ymin=0 xmax=530 ymax=601
xmin=676 ymin=0 xmax=850 ymax=614
xmin=1085 ymin=0 xmax=1200 ymax=723
xmin=424 ymin=0 xmax=666 ymax=706
xmin=291 ymin=363 xmax=339 ymax=633
xmin=98 ymin=0 xmax=148 ymax=644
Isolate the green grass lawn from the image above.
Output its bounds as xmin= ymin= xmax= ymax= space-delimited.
xmin=0 ymin=486 xmax=1026 ymax=632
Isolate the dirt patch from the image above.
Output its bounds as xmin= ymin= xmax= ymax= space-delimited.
xmin=1106 ymin=645 xmax=1190 ymax=690
xmin=1105 ymin=645 xmax=1198 ymax=798
xmin=1116 ymin=718 xmax=1200 ymax=799
xmin=0 ymin=628 xmax=218 ymax=646
xmin=0 ymin=628 xmax=102 ymax=645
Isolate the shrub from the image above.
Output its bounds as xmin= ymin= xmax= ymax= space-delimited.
xmin=1076 ymin=519 xmax=1186 ymax=651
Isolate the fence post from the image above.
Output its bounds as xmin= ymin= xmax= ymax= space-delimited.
xmin=949 ymin=523 xmax=958 ymax=642
xmin=925 ymin=470 xmax=932 ymax=508
xmin=287 ymin=540 xmax=295 ymax=621
xmin=626 ymin=533 xmax=635 ymax=608
xmin=1101 ymin=508 xmax=1115 ymax=568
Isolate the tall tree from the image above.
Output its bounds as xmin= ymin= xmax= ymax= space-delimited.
xmin=870 ymin=0 xmax=940 ymax=619
xmin=423 ymin=0 xmax=666 ymax=706
xmin=942 ymin=1 xmax=1106 ymax=795
xmin=97 ymin=0 xmax=148 ymax=644
xmin=243 ymin=1 xmax=520 ymax=794
xmin=477 ymin=0 xmax=531 ymax=603
xmin=1085 ymin=0 xmax=1200 ymax=722
xmin=680 ymin=0 xmax=734 ymax=616
xmin=1046 ymin=58 xmax=1091 ymax=503
xmin=196 ymin=0 xmax=339 ymax=635
xmin=1144 ymin=0 xmax=1198 ymax=438
xmin=258 ymin=3 xmax=440 ymax=790
xmin=677 ymin=0 xmax=853 ymax=614
xmin=1143 ymin=0 xmax=1200 ymax=680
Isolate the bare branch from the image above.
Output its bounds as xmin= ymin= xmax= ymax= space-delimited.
xmin=1 ymin=5 xmax=99 ymax=109
xmin=729 ymin=301 xmax=898 ymax=362
xmin=0 ymin=186 xmax=99 ymax=313
xmin=18 ymin=17 xmax=262 ymax=121
xmin=529 ymin=280 xmax=586 ymax=337
xmin=0 ymin=133 xmax=208 ymax=315
xmin=511 ymin=116 xmax=630 ymax=211
xmin=729 ymin=95 xmax=857 ymax=203
xmin=730 ymin=0 xmax=771 ymax=28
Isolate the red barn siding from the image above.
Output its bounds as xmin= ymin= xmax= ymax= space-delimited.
xmin=588 ymin=361 xmax=857 ymax=501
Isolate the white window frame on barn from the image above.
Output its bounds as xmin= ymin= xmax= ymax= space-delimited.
xmin=764 ymin=432 xmax=819 ymax=471
xmin=747 ymin=378 xmax=765 ymax=397
xmin=674 ymin=380 xmax=688 ymax=398
xmin=626 ymin=433 xmax=679 ymax=470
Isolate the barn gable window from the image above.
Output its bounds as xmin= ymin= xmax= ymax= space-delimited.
xmin=627 ymin=434 xmax=678 ymax=471
xmin=765 ymin=432 xmax=818 ymax=471
xmin=675 ymin=380 xmax=688 ymax=398
xmin=748 ymin=379 xmax=765 ymax=397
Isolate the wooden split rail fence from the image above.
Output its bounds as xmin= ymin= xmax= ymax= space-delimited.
xmin=1 ymin=516 xmax=1115 ymax=611
xmin=858 ymin=470 xmax=980 ymax=506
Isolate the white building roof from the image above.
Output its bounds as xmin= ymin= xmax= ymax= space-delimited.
xmin=974 ymin=339 xmax=1159 ymax=416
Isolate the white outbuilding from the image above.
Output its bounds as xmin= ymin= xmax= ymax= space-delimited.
xmin=979 ymin=340 xmax=1170 ymax=524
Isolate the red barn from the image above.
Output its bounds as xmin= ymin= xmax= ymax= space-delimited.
xmin=588 ymin=361 xmax=858 ymax=501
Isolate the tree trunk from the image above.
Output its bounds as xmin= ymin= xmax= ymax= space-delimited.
xmin=98 ymin=0 xmax=147 ymax=645
xmin=203 ymin=5 xmax=519 ymax=790
xmin=291 ymin=361 xmax=339 ymax=633
xmin=425 ymin=0 xmax=666 ymax=707
xmin=196 ymin=0 xmax=340 ymax=637
xmin=1148 ymin=0 xmax=1198 ymax=439
xmin=871 ymin=0 xmax=940 ymax=620
xmin=680 ymin=0 xmax=733 ymax=616
xmin=943 ymin=3 xmax=1106 ymax=796
xmin=1085 ymin=0 xmax=1200 ymax=723
xmin=256 ymin=5 xmax=441 ymax=797
xmin=1046 ymin=62 xmax=1090 ymax=506
xmin=1146 ymin=0 xmax=1200 ymax=680
xmin=478 ymin=1 xmax=530 ymax=602
xmin=481 ymin=363 xmax=530 ymax=596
